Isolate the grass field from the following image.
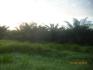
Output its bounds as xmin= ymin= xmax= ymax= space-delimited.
xmin=0 ymin=40 xmax=93 ymax=70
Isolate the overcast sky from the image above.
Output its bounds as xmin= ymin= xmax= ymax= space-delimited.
xmin=0 ymin=0 xmax=93 ymax=29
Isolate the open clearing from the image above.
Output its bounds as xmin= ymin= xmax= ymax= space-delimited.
xmin=0 ymin=40 xmax=92 ymax=70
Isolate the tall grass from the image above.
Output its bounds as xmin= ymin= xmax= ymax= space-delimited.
xmin=0 ymin=53 xmax=90 ymax=70
xmin=0 ymin=40 xmax=92 ymax=54
xmin=0 ymin=40 xmax=92 ymax=70
xmin=0 ymin=54 xmax=14 ymax=64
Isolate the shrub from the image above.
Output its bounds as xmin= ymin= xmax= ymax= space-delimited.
xmin=0 ymin=54 xmax=14 ymax=64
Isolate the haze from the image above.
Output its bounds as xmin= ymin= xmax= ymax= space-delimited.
xmin=0 ymin=0 xmax=93 ymax=29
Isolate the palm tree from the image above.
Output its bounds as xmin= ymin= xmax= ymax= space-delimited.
xmin=44 ymin=24 xmax=59 ymax=41
xmin=45 ymin=24 xmax=59 ymax=31
xmin=16 ymin=22 xmax=37 ymax=32
xmin=64 ymin=18 xmax=93 ymax=43
xmin=0 ymin=25 xmax=8 ymax=39
xmin=65 ymin=17 xmax=91 ymax=29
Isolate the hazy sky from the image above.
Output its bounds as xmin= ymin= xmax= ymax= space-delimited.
xmin=0 ymin=0 xmax=93 ymax=29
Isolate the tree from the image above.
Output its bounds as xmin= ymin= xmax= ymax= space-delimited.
xmin=65 ymin=18 xmax=93 ymax=44
xmin=0 ymin=25 xmax=8 ymax=39
xmin=45 ymin=24 xmax=59 ymax=41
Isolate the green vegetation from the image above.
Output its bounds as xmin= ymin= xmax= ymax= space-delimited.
xmin=0 ymin=18 xmax=93 ymax=44
xmin=0 ymin=54 xmax=14 ymax=64
xmin=0 ymin=40 xmax=92 ymax=53
xmin=0 ymin=18 xmax=93 ymax=70
xmin=0 ymin=40 xmax=92 ymax=70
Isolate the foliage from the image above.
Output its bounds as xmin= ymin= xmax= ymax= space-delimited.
xmin=0 ymin=54 xmax=14 ymax=64
xmin=0 ymin=25 xmax=8 ymax=39
xmin=0 ymin=40 xmax=92 ymax=70
xmin=0 ymin=40 xmax=92 ymax=54
xmin=0 ymin=18 xmax=93 ymax=45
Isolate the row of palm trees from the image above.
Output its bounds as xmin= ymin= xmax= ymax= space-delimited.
xmin=0 ymin=18 xmax=93 ymax=44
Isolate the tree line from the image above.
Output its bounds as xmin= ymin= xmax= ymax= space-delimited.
xmin=0 ymin=18 xmax=93 ymax=45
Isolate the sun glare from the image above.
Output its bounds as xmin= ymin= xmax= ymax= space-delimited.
xmin=0 ymin=0 xmax=92 ymax=30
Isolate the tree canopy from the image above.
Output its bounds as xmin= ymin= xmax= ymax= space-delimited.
xmin=0 ymin=18 xmax=93 ymax=45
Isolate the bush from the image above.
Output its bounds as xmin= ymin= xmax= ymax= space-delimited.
xmin=0 ymin=54 xmax=14 ymax=64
